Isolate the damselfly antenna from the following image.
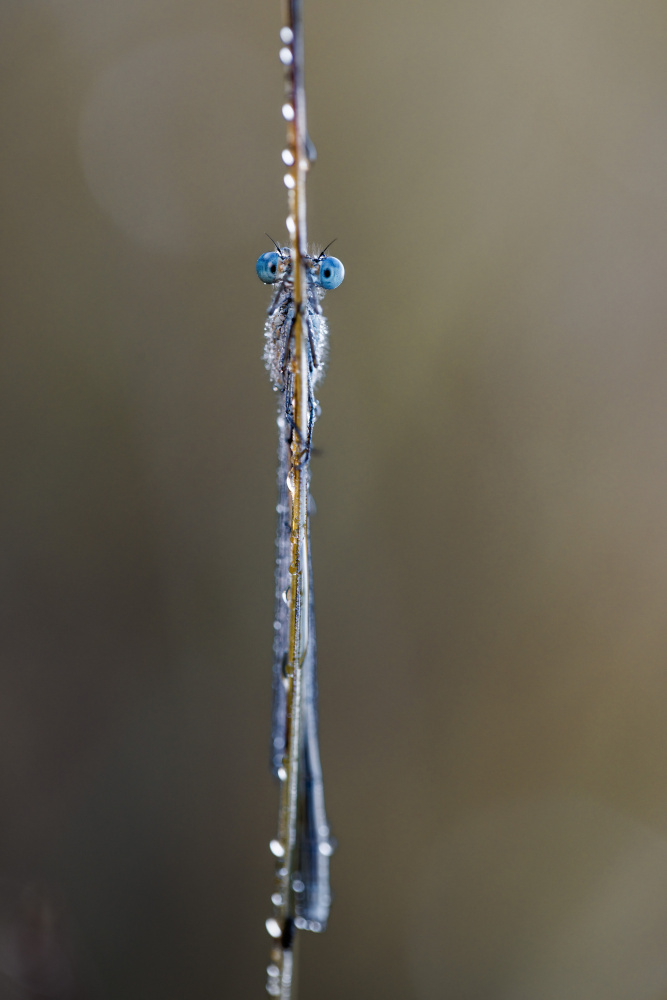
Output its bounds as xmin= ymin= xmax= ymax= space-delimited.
xmin=265 ymin=233 xmax=288 ymax=257
xmin=317 ymin=238 xmax=337 ymax=259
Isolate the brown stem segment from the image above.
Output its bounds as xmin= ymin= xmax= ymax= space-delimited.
xmin=267 ymin=1 xmax=313 ymax=997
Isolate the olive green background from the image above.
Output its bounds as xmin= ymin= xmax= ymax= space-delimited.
xmin=3 ymin=1 xmax=667 ymax=997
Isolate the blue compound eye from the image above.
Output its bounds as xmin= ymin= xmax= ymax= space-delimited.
xmin=256 ymin=251 xmax=281 ymax=284
xmin=317 ymin=256 xmax=344 ymax=290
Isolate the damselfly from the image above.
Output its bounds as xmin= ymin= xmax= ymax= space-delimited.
xmin=257 ymin=243 xmax=344 ymax=973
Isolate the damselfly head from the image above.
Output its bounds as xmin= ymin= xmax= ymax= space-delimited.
xmin=257 ymin=243 xmax=344 ymax=290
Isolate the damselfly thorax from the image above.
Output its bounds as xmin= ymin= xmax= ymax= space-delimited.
xmin=258 ymin=244 xmax=344 ymax=463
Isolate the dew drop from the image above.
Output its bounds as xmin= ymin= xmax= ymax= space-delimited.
xmin=282 ymin=149 xmax=295 ymax=166
xmin=282 ymin=103 xmax=295 ymax=121
xmin=282 ymin=587 xmax=291 ymax=606
xmin=277 ymin=766 xmax=287 ymax=782
xmin=294 ymin=916 xmax=307 ymax=930
xmin=279 ymin=47 xmax=293 ymax=65
xmin=308 ymin=920 xmax=322 ymax=932
xmin=278 ymin=867 xmax=288 ymax=878
xmin=271 ymin=892 xmax=283 ymax=906
xmin=280 ymin=27 xmax=294 ymax=43
xmin=267 ymin=965 xmax=280 ymax=978
xmin=283 ymin=173 xmax=295 ymax=190
xmin=267 ymin=983 xmax=281 ymax=997
xmin=319 ymin=841 xmax=334 ymax=857
xmin=273 ymin=620 xmax=281 ymax=631
xmin=286 ymin=215 xmax=296 ymax=235
xmin=292 ymin=879 xmax=305 ymax=893
xmin=265 ymin=917 xmax=282 ymax=938
xmin=270 ymin=839 xmax=285 ymax=858
xmin=286 ymin=472 xmax=295 ymax=493
xmin=273 ymin=736 xmax=285 ymax=749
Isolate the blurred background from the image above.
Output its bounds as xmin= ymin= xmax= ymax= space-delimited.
xmin=2 ymin=0 xmax=667 ymax=997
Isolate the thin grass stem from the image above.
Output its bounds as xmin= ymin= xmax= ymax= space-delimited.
xmin=259 ymin=3 xmax=343 ymax=996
